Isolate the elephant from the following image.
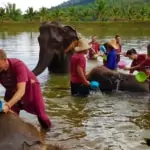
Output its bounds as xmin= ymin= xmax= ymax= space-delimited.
xmin=0 ymin=112 xmax=64 ymax=150
xmin=32 ymin=21 xmax=79 ymax=76
xmin=86 ymin=66 xmax=149 ymax=93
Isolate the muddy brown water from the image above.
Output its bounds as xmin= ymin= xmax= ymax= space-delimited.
xmin=1 ymin=23 xmax=150 ymax=149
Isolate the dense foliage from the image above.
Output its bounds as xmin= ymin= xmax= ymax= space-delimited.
xmin=0 ymin=0 xmax=150 ymax=23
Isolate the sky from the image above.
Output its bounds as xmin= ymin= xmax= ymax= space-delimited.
xmin=0 ymin=0 xmax=67 ymax=13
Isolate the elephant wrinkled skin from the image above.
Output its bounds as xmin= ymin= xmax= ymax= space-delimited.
xmin=0 ymin=112 xmax=63 ymax=150
xmin=87 ymin=66 xmax=149 ymax=93
xmin=32 ymin=21 xmax=78 ymax=76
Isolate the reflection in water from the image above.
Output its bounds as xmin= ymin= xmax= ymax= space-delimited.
xmin=1 ymin=31 xmax=150 ymax=149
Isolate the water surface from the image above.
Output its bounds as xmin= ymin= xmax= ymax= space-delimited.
xmin=0 ymin=23 xmax=150 ymax=149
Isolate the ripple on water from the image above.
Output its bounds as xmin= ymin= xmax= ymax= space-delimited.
xmin=1 ymin=32 xmax=150 ymax=149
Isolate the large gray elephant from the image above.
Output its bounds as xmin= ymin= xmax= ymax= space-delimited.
xmin=86 ymin=66 xmax=149 ymax=93
xmin=0 ymin=112 xmax=63 ymax=150
xmin=32 ymin=21 xmax=79 ymax=76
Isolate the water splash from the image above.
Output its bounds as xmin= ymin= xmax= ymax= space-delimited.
xmin=116 ymin=79 xmax=121 ymax=92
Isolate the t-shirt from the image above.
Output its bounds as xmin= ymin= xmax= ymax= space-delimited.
xmin=130 ymin=54 xmax=146 ymax=73
xmin=116 ymin=43 xmax=122 ymax=54
xmin=0 ymin=58 xmax=38 ymax=101
xmin=139 ymin=58 xmax=150 ymax=73
xmin=70 ymin=53 xmax=86 ymax=83
xmin=88 ymin=41 xmax=100 ymax=58
xmin=106 ymin=49 xmax=117 ymax=70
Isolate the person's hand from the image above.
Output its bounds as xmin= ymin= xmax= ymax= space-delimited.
xmin=2 ymin=104 xmax=10 ymax=113
xmin=123 ymin=67 xmax=130 ymax=71
xmin=146 ymin=70 xmax=150 ymax=76
xmin=84 ymin=80 xmax=90 ymax=86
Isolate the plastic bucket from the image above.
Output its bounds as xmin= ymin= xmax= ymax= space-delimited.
xmin=103 ymin=55 xmax=107 ymax=61
xmin=0 ymin=101 xmax=2 ymax=112
xmin=118 ymin=60 xmax=126 ymax=69
xmin=100 ymin=45 xmax=106 ymax=53
xmin=135 ymin=71 xmax=148 ymax=82
xmin=90 ymin=81 xmax=100 ymax=90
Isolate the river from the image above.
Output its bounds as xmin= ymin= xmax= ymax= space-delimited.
xmin=0 ymin=22 xmax=150 ymax=150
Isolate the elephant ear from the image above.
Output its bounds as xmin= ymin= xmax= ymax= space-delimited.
xmin=63 ymin=25 xmax=79 ymax=53
xmin=49 ymin=24 xmax=64 ymax=43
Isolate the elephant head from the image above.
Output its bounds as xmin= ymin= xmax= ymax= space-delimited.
xmin=0 ymin=112 xmax=65 ymax=150
xmin=32 ymin=21 xmax=79 ymax=76
xmin=87 ymin=66 xmax=149 ymax=93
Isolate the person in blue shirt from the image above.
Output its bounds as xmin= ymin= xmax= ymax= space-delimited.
xmin=106 ymin=40 xmax=118 ymax=70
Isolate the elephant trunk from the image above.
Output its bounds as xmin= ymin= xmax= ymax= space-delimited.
xmin=32 ymin=51 xmax=54 ymax=76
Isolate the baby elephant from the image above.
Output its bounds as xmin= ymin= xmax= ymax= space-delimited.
xmin=87 ymin=66 xmax=149 ymax=93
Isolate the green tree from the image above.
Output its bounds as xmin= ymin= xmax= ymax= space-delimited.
xmin=93 ymin=0 xmax=107 ymax=20
xmin=139 ymin=6 xmax=147 ymax=20
xmin=0 ymin=7 xmax=5 ymax=22
xmin=39 ymin=7 xmax=49 ymax=22
xmin=24 ymin=7 xmax=36 ymax=22
xmin=5 ymin=3 xmax=22 ymax=21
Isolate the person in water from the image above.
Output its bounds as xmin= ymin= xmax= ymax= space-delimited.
xmin=124 ymin=48 xmax=146 ymax=73
xmin=88 ymin=35 xmax=100 ymax=59
xmin=100 ymin=43 xmax=108 ymax=66
xmin=0 ymin=49 xmax=51 ymax=130
xmin=115 ymin=35 xmax=122 ymax=64
xmin=70 ymin=38 xmax=91 ymax=97
xmin=125 ymin=44 xmax=150 ymax=88
xmin=105 ymin=39 xmax=118 ymax=70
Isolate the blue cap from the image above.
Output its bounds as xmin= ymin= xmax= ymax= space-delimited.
xmin=90 ymin=81 xmax=100 ymax=90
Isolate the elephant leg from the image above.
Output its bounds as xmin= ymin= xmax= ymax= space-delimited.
xmin=48 ymin=53 xmax=69 ymax=74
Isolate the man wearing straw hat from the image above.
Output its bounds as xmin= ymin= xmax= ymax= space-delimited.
xmin=70 ymin=38 xmax=91 ymax=96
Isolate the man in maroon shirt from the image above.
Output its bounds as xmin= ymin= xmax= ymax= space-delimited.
xmin=124 ymin=44 xmax=150 ymax=88
xmin=0 ymin=49 xmax=51 ymax=130
xmin=70 ymin=38 xmax=91 ymax=96
xmin=124 ymin=48 xmax=146 ymax=73
xmin=88 ymin=36 xmax=100 ymax=59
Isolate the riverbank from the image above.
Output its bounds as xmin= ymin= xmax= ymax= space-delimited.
xmin=0 ymin=21 xmax=150 ymax=37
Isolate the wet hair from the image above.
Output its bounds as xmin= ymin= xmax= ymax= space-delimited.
xmin=147 ymin=43 xmax=150 ymax=56
xmin=126 ymin=48 xmax=137 ymax=56
xmin=0 ymin=49 xmax=7 ymax=59
xmin=103 ymin=42 xmax=108 ymax=48
xmin=115 ymin=35 xmax=120 ymax=39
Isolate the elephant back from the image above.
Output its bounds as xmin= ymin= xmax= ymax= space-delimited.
xmin=119 ymin=73 xmax=149 ymax=92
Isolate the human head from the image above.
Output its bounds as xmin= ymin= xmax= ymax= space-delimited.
xmin=91 ymin=35 xmax=97 ymax=42
xmin=126 ymin=48 xmax=137 ymax=60
xmin=0 ymin=49 xmax=8 ymax=72
xmin=147 ymin=43 xmax=150 ymax=57
xmin=115 ymin=35 xmax=121 ymax=44
xmin=74 ymin=38 xmax=91 ymax=54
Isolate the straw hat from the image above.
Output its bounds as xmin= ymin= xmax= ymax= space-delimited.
xmin=107 ymin=39 xmax=119 ymax=50
xmin=74 ymin=38 xmax=92 ymax=52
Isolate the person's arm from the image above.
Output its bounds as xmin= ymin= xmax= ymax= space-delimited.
xmin=124 ymin=61 xmax=144 ymax=71
xmin=3 ymin=61 xmax=28 ymax=112
xmin=129 ymin=61 xmax=135 ymax=73
xmin=6 ymin=82 xmax=26 ymax=108
xmin=77 ymin=65 xmax=90 ymax=86
xmin=125 ymin=55 xmax=146 ymax=71
xmin=76 ymin=56 xmax=90 ymax=86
